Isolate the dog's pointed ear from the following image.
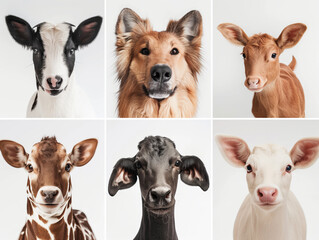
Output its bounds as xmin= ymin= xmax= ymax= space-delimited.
xmin=180 ymin=156 xmax=209 ymax=191
xmin=108 ymin=158 xmax=137 ymax=196
xmin=0 ymin=140 xmax=28 ymax=168
xmin=73 ymin=16 xmax=102 ymax=48
xmin=69 ymin=138 xmax=98 ymax=167
xmin=116 ymin=8 xmax=149 ymax=35
xmin=166 ymin=10 xmax=203 ymax=42
xmin=5 ymin=15 xmax=35 ymax=48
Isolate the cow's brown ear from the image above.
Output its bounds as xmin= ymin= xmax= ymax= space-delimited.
xmin=0 ymin=140 xmax=28 ymax=168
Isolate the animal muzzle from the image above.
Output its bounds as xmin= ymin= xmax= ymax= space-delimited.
xmin=148 ymin=186 xmax=172 ymax=206
xmin=245 ymin=76 xmax=266 ymax=92
xmin=151 ymin=65 xmax=172 ymax=83
xmin=257 ymin=187 xmax=278 ymax=205
xmin=36 ymin=186 xmax=63 ymax=206
xmin=44 ymin=75 xmax=64 ymax=96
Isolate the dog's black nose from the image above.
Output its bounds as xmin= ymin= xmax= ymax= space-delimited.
xmin=47 ymin=75 xmax=63 ymax=89
xmin=151 ymin=65 xmax=172 ymax=82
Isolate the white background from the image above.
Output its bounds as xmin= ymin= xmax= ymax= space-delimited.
xmin=0 ymin=120 xmax=105 ymax=239
xmin=213 ymin=120 xmax=319 ymax=239
xmin=106 ymin=0 xmax=212 ymax=118
xmin=0 ymin=0 xmax=105 ymax=118
xmin=213 ymin=0 xmax=319 ymax=118
xmin=107 ymin=120 xmax=212 ymax=239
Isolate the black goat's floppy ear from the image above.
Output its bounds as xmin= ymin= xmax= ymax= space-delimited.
xmin=108 ymin=158 xmax=137 ymax=196
xmin=180 ymin=156 xmax=209 ymax=191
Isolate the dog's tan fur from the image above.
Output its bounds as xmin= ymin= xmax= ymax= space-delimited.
xmin=115 ymin=8 xmax=202 ymax=118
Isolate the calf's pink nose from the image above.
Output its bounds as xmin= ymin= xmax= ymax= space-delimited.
xmin=247 ymin=77 xmax=260 ymax=88
xmin=257 ymin=187 xmax=278 ymax=203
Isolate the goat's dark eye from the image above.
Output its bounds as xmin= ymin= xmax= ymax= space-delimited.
xmin=170 ymin=48 xmax=179 ymax=55
xmin=135 ymin=161 xmax=142 ymax=169
xmin=65 ymin=163 xmax=72 ymax=172
xmin=140 ymin=48 xmax=150 ymax=55
xmin=271 ymin=53 xmax=277 ymax=59
xmin=175 ymin=160 xmax=181 ymax=167
xmin=27 ymin=164 xmax=33 ymax=172
xmin=242 ymin=53 xmax=246 ymax=59
xmin=246 ymin=164 xmax=252 ymax=173
xmin=285 ymin=165 xmax=292 ymax=173
xmin=69 ymin=49 xmax=75 ymax=55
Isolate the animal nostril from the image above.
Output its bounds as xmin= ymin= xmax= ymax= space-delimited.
xmin=165 ymin=190 xmax=171 ymax=199
xmin=40 ymin=190 xmax=46 ymax=197
xmin=52 ymin=190 xmax=58 ymax=196
xmin=55 ymin=76 xmax=63 ymax=84
xmin=47 ymin=78 xmax=52 ymax=84
xmin=164 ymin=72 xmax=171 ymax=79
xmin=151 ymin=191 xmax=158 ymax=201
xmin=258 ymin=190 xmax=263 ymax=198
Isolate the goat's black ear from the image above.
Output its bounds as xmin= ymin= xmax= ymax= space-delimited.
xmin=108 ymin=158 xmax=137 ymax=196
xmin=73 ymin=16 xmax=102 ymax=48
xmin=180 ymin=156 xmax=209 ymax=191
xmin=5 ymin=15 xmax=34 ymax=48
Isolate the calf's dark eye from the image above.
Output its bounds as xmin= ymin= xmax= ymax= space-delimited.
xmin=271 ymin=53 xmax=277 ymax=59
xmin=27 ymin=164 xmax=33 ymax=172
xmin=170 ymin=48 xmax=179 ymax=55
xmin=175 ymin=160 xmax=181 ymax=167
xmin=69 ymin=49 xmax=75 ymax=55
xmin=65 ymin=163 xmax=72 ymax=172
xmin=242 ymin=53 xmax=246 ymax=59
xmin=33 ymin=48 xmax=39 ymax=55
xmin=246 ymin=164 xmax=252 ymax=173
xmin=285 ymin=165 xmax=292 ymax=173
xmin=135 ymin=161 xmax=142 ymax=169
xmin=140 ymin=48 xmax=150 ymax=56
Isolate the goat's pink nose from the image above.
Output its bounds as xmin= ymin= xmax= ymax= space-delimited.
xmin=257 ymin=187 xmax=278 ymax=203
xmin=247 ymin=78 xmax=261 ymax=88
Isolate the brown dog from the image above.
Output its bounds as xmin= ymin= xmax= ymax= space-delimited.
xmin=115 ymin=8 xmax=202 ymax=118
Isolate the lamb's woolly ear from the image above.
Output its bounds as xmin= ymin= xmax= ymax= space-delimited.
xmin=217 ymin=23 xmax=249 ymax=46
xmin=180 ymin=156 xmax=209 ymax=191
xmin=69 ymin=138 xmax=98 ymax=167
xmin=108 ymin=158 xmax=137 ymax=196
xmin=116 ymin=8 xmax=146 ymax=35
xmin=0 ymin=140 xmax=28 ymax=168
xmin=166 ymin=10 xmax=202 ymax=42
xmin=215 ymin=135 xmax=250 ymax=167
xmin=5 ymin=15 xmax=35 ymax=48
xmin=276 ymin=23 xmax=307 ymax=50
xmin=73 ymin=16 xmax=102 ymax=48
xmin=290 ymin=138 xmax=319 ymax=169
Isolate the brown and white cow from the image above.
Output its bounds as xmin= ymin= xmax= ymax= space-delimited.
xmin=218 ymin=23 xmax=307 ymax=118
xmin=0 ymin=136 xmax=98 ymax=240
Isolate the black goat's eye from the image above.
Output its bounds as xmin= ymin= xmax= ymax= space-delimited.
xmin=140 ymin=48 xmax=150 ymax=55
xmin=246 ymin=164 xmax=252 ymax=173
xmin=242 ymin=53 xmax=246 ymax=59
xmin=271 ymin=53 xmax=277 ymax=59
xmin=69 ymin=49 xmax=75 ymax=55
xmin=175 ymin=160 xmax=181 ymax=167
xmin=170 ymin=48 xmax=179 ymax=55
xmin=135 ymin=161 xmax=142 ymax=169
xmin=27 ymin=164 xmax=33 ymax=172
xmin=285 ymin=165 xmax=292 ymax=173
xmin=65 ymin=163 xmax=72 ymax=172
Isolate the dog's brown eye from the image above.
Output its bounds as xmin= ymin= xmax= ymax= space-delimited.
xmin=140 ymin=48 xmax=150 ymax=55
xmin=65 ymin=163 xmax=72 ymax=172
xmin=170 ymin=48 xmax=179 ymax=55
xmin=27 ymin=164 xmax=33 ymax=172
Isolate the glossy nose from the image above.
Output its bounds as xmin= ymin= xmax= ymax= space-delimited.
xmin=149 ymin=186 xmax=172 ymax=204
xmin=40 ymin=190 xmax=59 ymax=204
xmin=47 ymin=75 xmax=63 ymax=89
xmin=246 ymin=77 xmax=261 ymax=89
xmin=257 ymin=187 xmax=278 ymax=204
xmin=151 ymin=65 xmax=172 ymax=82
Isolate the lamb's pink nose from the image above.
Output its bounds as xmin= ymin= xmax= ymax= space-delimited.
xmin=257 ymin=187 xmax=278 ymax=203
xmin=246 ymin=77 xmax=261 ymax=88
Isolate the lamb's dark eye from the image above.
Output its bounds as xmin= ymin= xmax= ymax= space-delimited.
xmin=27 ymin=164 xmax=33 ymax=172
xmin=175 ymin=160 xmax=181 ymax=167
xmin=65 ymin=163 xmax=72 ymax=172
xmin=69 ymin=49 xmax=75 ymax=55
xmin=140 ymin=48 xmax=150 ymax=55
xmin=271 ymin=53 xmax=277 ymax=59
xmin=170 ymin=48 xmax=179 ymax=55
xmin=285 ymin=165 xmax=292 ymax=173
xmin=135 ymin=161 xmax=142 ymax=169
xmin=242 ymin=53 xmax=246 ymax=59
xmin=246 ymin=164 xmax=252 ymax=173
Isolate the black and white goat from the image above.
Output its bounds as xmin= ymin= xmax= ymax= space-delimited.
xmin=5 ymin=15 xmax=102 ymax=117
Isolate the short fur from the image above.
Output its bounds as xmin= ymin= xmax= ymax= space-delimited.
xmin=115 ymin=9 xmax=202 ymax=118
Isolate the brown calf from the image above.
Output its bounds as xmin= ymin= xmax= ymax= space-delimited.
xmin=218 ymin=23 xmax=307 ymax=118
xmin=0 ymin=136 xmax=98 ymax=240
xmin=115 ymin=8 xmax=202 ymax=118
